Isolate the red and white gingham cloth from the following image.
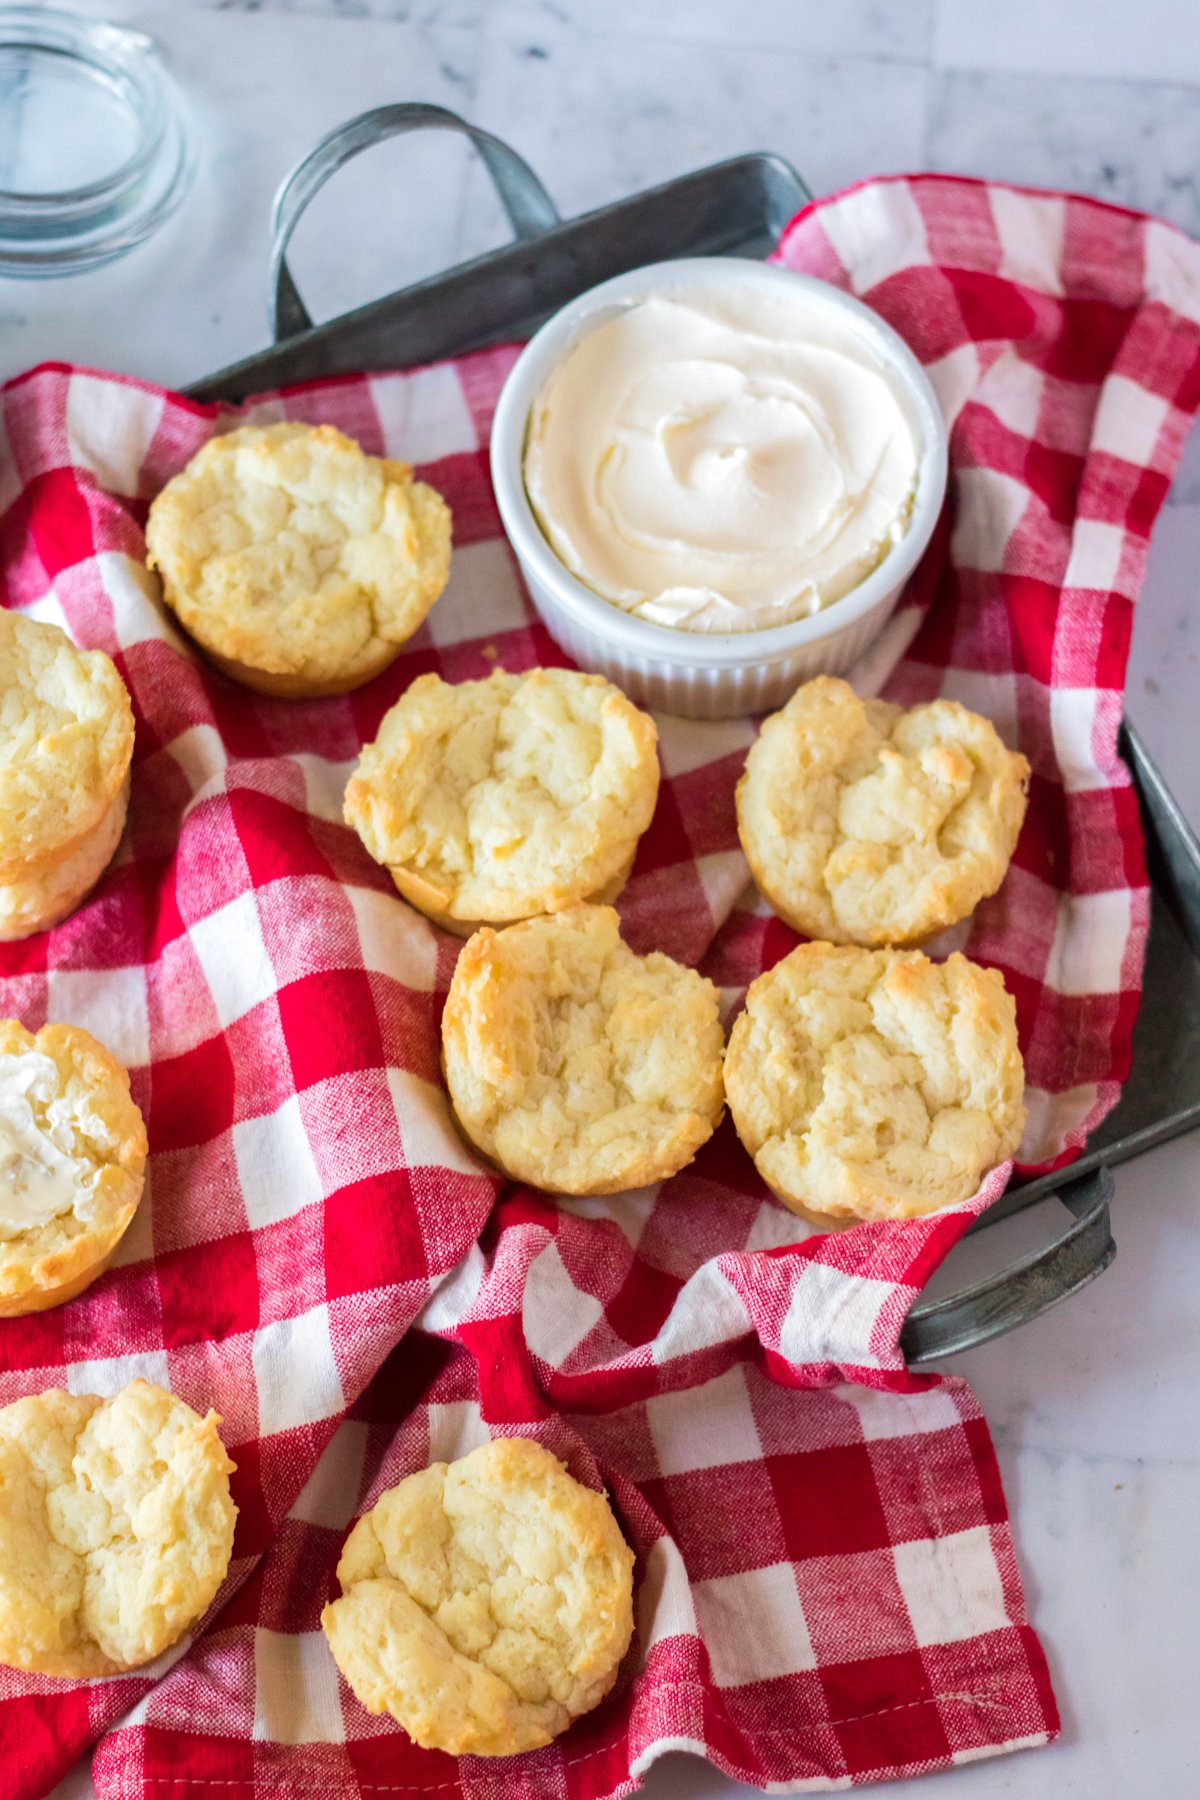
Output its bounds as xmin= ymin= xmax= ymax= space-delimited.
xmin=2 ymin=175 xmax=1200 ymax=1800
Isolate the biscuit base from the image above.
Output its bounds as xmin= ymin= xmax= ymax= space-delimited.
xmin=762 ymin=1185 xmax=943 ymax=1229
xmin=0 ymin=775 xmax=129 ymax=941
xmin=740 ymin=837 xmax=958 ymax=950
xmin=202 ymin=638 xmax=401 ymax=700
xmin=0 ymin=1246 xmax=118 ymax=1319
xmin=390 ymin=850 xmax=637 ymax=938
xmin=0 ymin=1640 xmax=125 ymax=1681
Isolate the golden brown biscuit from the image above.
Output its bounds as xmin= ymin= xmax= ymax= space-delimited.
xmin=145 ymin=422 xmax=452 ymax=698
xmin=345 ymin=667 xmax=660 ymax=935
xmin=321 ymin=1437 xmax=635 ymax=1757
xmin=0 ymin=1379 xmax=236 ymax=1678
xmin=0 ymin=1020 xmax=148 ymax=1316
xmin=0 ymin=610 xmax=134 ymax=940
xmin=724 ymin=941 xmax=1025 ymax=1222
xmin=442 ymin=905 xmax=725 ymax=1195
xmin=736 ymin=676 xmax=1029 ymax=946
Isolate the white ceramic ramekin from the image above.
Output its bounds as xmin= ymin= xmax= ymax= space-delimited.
xmin=490 ymin=256 xmax=948 ymax=719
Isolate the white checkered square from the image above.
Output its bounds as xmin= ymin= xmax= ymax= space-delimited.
xmin=744 ymin=1199 xmax=810 ymax=1254
xmin=66 ymin=373 xmax=164 ymax=497
xmin=847 ymin=603 xmax=926 ymax=697
xmin=253 ymin=1628 xmax=344 ymax=1745
xmin=977 ymin=347 xmax=1046 ymax=439
xmin=990 ymin=186 xmax=1066 ymax=297
xmin=1048 ymin=889 xmax=1133 ymax=996
xmin=845 ymin=1386 xmax=964 ymax=1442
xmin=652 ymin=1262 xmax=751 ymax=1364
xmin=949 ymin=468 xmax=1030 ymax=571
xmin=426 ymin=1399 xmax=490 ymax=1462
xmin=926 ymin=341 xmax=982 ymax=428
xmin=99 ymin=552 xmax=189 ymax=655
xmin=386 ymin=1067 xmax=484 ymax=1175
xmin=1145 ymin=217 xmax=1200 ymax=325
xmin=297 ymin=754 xmax=356 ymax=826
xmin=370 ymin=364 xmax=478 ymax=465
xmin=1092 ymin=374 xmax=1171 ymax=467
xmin=25 ymin=589 xmax=72 ymax=635
xmin=166 ymin=723 xmax=229 ymax=798
xmin=779 ymin=1260 xmax=895 ymax=1368
xmin=290 ymin=1420 xmax=369 ymax=1529
xmin=45 ymin=963 xmax=150 ymax=1067
xmin=522 ymin=1243 xmax=605 ymax=1367
xmin=67 ymin=1347 xmax=171 ymax=1398
xmin=110 ymin=1172 xmax=155 ymax=1268
xmin=346 ymin=886 xmax=437 ymax=989
xmin=940 ymin=668 xmax=1021 ymax=747
xmin=694 ymin=850 xmax=754 ymax=924
xmin=819 ymin=179 xmax=929 ymax=293
xmin=657 ymin=715 xmax=755 ymax=780
xmin=1063 ymin=518 xmax=1125 ymax=592
xmin=190 ymin=891 xmax=277 ymax=1027
xmin=414 ymin=1243 xmax=487 ymax=1336
xmin=234 ymin=1094 xmax=325 ymax=1231
xmin=1020 ymin=1081 xmax=1100 ymax=1160
xmin=423 ymin=538 xmax=531 ymax=649
xmin=693 ymin=1563 xmax=817 ymax=1684
xmin=1050 ymin=686 xmax=1106 ymax=791
xmin=892 ymin=1526 xmax=1010 ymax=1647
xmin=646 ymin=1366 xmax=762 ymax=1475
xmin=254 ymin=1306 xmax=344 ymax=1435
xmin=560 ymin=1185 xmax=658 ymax=1251
xmin=637 ymin=1535 xmax=699 ymax=1655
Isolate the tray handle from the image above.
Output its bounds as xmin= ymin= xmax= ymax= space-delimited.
xmin=268 ymin=103 xmax=561 ymax=342
xmin=900 ymin=1166 xmax=1116 ymax=1364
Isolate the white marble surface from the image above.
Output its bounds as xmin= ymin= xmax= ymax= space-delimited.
xmin=6 ymin=1 xmax=1200 ymax=1794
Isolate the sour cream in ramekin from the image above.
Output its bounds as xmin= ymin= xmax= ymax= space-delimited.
xmin=523 ymin=283 xmax=920 ymax=634
xmin=490 ymin=259 xmax=947 ymax=719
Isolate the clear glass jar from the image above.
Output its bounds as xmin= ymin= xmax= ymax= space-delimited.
xmin=0 ymin=7 xmax=196 ymax=277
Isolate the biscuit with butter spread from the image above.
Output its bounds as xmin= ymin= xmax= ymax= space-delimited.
xmin=145 ymin=421 xmax=451 ymax=698
xmin=724 ymin=941 xmax=1025 ymax=1222
xmin=0 ymin=609 xmax=134 ymax=940
xmin=0 ymin=1021 xmax=147 ymax=1317
xmin=321 ymin=1436 xmax=634 ymax=1757
xmin=441 ymin=904 xmax=724 ymax=1194
xmin=345 ymin=667 xmax=659 ymax=935
xmin=0 ymin=1379 xmax=236 ymax=1678
xmin=737 ymin=676 xmax=1029 ymax=946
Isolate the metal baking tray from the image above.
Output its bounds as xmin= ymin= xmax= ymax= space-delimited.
xmin=189 ymin=105 xmax=1200 ymax=1361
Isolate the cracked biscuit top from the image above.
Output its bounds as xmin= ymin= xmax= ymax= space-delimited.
xmin=441 ymin=904 xmax=724 ymax=1195
xmin=736 ymin=675 xmax=1029 ymax=946
xmin=345 ymin=667 xmax=659 ymax=931
xmin=145 ymin=422 xmax=451 ymax=693
xmin=0 ymin=610 xmax=134 ymax=880
xmin=0 ymin=1379 xmax=237 ymax=1678
xmin=724 ymin=941 xmax=1025 ymax=1222
xmin=321 ymin=1436 xmax=635 ymax=1758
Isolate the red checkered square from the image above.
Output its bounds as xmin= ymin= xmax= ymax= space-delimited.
xmin=146 ymin=1030 xmax=237 ymax=1152
xmin=793 ymin=1547 xmax=918 ymax=1665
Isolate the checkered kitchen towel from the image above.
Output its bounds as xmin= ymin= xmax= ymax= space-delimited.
xmin=3 ymin=175 xmax=1200 ymax=1799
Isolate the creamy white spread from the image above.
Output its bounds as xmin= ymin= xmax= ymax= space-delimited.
xmin=524 ymin=285 xmax=921 ymax=633
xmin=0 ymin=1052 xmax=98 ymax=1238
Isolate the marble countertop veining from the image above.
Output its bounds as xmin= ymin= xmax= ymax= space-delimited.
xmin=6 ymin=2 xmax=1200 ymax=1795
